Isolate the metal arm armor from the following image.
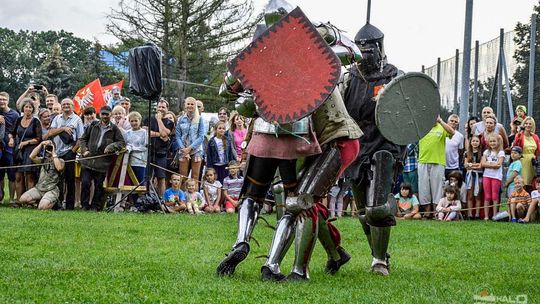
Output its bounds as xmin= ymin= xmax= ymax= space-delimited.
xmin=315 ymin=22 xmax=362 ymax=66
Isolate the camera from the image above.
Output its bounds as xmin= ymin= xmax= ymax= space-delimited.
xmin=33 ymin=84 xmax=43 ymax=90
xmin=45 ymin=145 xmax=53 ymax=152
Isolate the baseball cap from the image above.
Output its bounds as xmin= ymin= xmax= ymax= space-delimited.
xmin=100 ymin=106 xmax=112 ymax=114
xmin=511 ymin=146 xmax=523 ymax=154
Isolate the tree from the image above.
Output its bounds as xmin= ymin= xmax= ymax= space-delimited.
xmin=512 ymin=2 xmax=540 ymax=123
xmin=0 ymin=28 xmax=92 ymax=101
xmin=107 ymin=0 xmax=261 ymax=112
xmin=34 ymin=43 xmax=75 ymax=97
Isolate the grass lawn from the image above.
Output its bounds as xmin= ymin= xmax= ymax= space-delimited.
xmin=0 ymin=208 xmax=537 ymax=303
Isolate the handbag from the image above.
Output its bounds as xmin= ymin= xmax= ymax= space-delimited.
xmin=14 ymin=120 xmax=31 ymax=163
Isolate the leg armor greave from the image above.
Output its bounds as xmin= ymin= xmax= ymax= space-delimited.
xmin=285 ymin=145 xmax=342 ymax=214
xmin=272 ymin=182 xmax=286 ymax=220
xmin=234 ymin=197 xmax=262 ymax=248
xmin=262 ymin=213 xmax=295 ymax=276
xmin=289 ymin=209 xmax=318 ymax=280
xmin=365 ymin=150 xmax=397 ymax=227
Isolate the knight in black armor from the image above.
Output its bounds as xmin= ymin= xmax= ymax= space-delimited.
xmin=342 ymin=22 xmax=401 ymax=276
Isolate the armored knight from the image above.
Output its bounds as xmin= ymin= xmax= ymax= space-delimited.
xmin=342 ymin=22 xmax=401 ymax=276
xmin=216 ymin=0 xmax=362 ymax=279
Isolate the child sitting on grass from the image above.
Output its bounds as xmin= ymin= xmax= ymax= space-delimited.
xmin=201 ymin=168 xmax=222 ymax=213
xmin=509 ymin=175 xmax=531 ymax=223
xmin=445 ymin=170 xmax=467 ymax=211
xmin=163 ymin=173 xmax=187 ymax=213
xmin=395 ymin=182 xmax=421 ymax=220
xmin=436 ymin=186 xmax=462 ymax=221
xmin=523 ymin=178 xmax=540 ymax=223
xmin=185 ymin=178 xmax=204 ymax=214
xmin=223 ymin=160 xmax=244 ymax=214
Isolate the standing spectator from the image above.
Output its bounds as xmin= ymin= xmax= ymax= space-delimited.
xmin=206 ymin=121 xmax=237 ymax=184
xmin=418 ymin=116 xmax=455 ymax=217
xmin=464 ymin=135 xmax=483 ymax=219
xmin=126 ymin=111 xmax=148 ymax=185
xmin=79 ymin=106 xmax=126 ymax=211
xmin=51 ymin=102 xmax=62 ymax=117
xmin=82 ymin=107 xmax=98 ymax=130
xmin=13 ymin=98 xmax=42 ymax=202
xmin=18 ymin=140 xmax=64 ymax=209
xmin=111 ymin=105 xmax=131 ymax=133
xmin=435 ymin=186 xmax=462 ymax=221
xmin=473 ymin=107 xmax=509 ymax=149
xmin=45 ymin=94 xmax=58 ymax=112
xmin=107 ymin=86 xmax=122 ymax=109
xmin=176 ymin=97 xmax=206 ymax=184
xmin=147 ymin=99 xmax=174 ymax=196
xmin=481 ymin=134 xmax=505 ymax=221
xmin=217 ymin=107 xmax=230 ymax=130
xmin=38 ymin=108 xmax=52 ymax=140
xmin=504 ymin=146 xmax=523 ymax=198
xmin=507 ymin=117 xmax=523 ymax=154
xmin=119 ymin=97 xmax=131 ymax=115
xmin=164 ymin=111 xmax=178 ymax=176
xmin=402 ymin=142 xmax=419 ymax=198
xmin=0 ymin=92 xmax=19 ymax=204
xmin=47 ymin=98 xmax=85 ymax=210
xmin=445 ymin=114 xmax=464 ymax=178
xmin=512 ymin=116 xmax=540 ymax=192
xmin=464 ymin=116 xmax=479 ymax=153
xmin=230 ymin=113 xmax=247 ymax=161
xmin=17 ymin=85 xmax=46 ymax=116
xmin=201 ymin=168 xmax=222 ymax=213
xmin=480 ymin=115 xmax=505 ymax=150
xmin=223 ymin=161 xmax=244 ymax=214
xmin=515 ymin=105 xmax=527 ymax=121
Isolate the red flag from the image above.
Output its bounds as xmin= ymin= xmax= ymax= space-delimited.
xmin=102 ymin=80 xmax=124 ymax=105
xmin=73 ymin=79 xmax=105 ymax=114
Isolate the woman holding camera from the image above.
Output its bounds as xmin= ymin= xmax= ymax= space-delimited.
xmin=512 ymin=116 xmax=540 ymax=192
xmin=12 ymin=98 xmax=42 ymax=202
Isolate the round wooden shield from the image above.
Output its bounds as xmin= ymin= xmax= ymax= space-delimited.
xmin=375 ymin=72 xmax=440 ymax=145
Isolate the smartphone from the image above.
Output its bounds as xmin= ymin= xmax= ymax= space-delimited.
xmin=33 ymin=85 xmax=43 ymax=90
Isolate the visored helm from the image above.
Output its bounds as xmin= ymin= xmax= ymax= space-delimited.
xmin=264 ymin=0 xmax=294 ymax=27
xmin=354 ymin=23 xmax=386 ymax=73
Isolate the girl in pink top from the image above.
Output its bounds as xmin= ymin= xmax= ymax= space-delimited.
xmin=230 ymin=113 xmax=247 ymax=161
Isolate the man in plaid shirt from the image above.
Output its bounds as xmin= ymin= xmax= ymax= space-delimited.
xmin=402 ymin=143 xmax=418 ymax=197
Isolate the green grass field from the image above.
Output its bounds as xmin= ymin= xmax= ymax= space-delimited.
xmin=0 ymin=208 xmax=537 ymax=303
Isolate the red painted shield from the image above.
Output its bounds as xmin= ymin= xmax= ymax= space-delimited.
xmin=228 ymin=7 xmax=341 ymax=124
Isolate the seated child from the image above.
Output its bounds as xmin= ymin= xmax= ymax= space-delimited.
xmin=201 ymin=168 xmax=222 ymax=213
xmin=509 ymin=175 xmax=531 ymax=223
xmin=223 ymin=160 xmax=244 ymax=214
xmin=436 ymin=186 xmax=462 ymax=221
xmin=445 ymin=170 xmax=467 ymax=209
xmin=395 ymin=182 xmax=421 ymax=220
xmin=185 ymin=178 xmax=204 ymax=214
xmin=523 ymin=178 xmax=540 ymax=223
xmin=163 ymin=173 xmax=187 ymax=213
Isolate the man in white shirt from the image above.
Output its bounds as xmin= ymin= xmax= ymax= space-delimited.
xmin=47 ymin=98 xmax=85 ymax=210
xmin=445 ymin=114 xmax=464 ymax=178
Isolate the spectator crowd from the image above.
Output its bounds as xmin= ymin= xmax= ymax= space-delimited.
xmin=0 ymin=85 xmax=539 ymax=223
